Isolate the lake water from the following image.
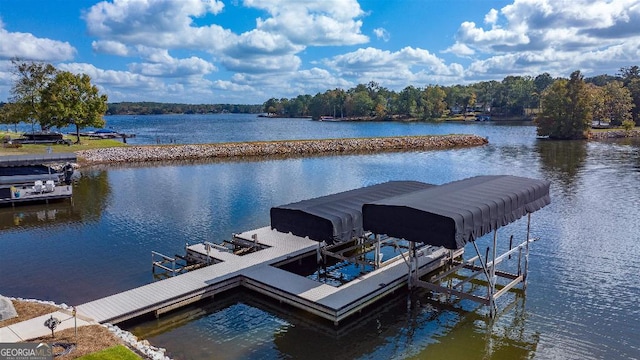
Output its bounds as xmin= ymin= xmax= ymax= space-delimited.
xmin=1 ymin=114 xmax=639 ymax=359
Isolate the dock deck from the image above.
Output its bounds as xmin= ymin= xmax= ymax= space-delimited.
xmin=76 ymin=227 xmax=460 ymax=325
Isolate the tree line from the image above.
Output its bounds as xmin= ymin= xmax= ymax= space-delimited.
xmin=262 ymin=69 xmax=640 ymax=128
xmin=263 ymin=75 xmax=553 ymax=120
xmin=107 ymin=102 xmax=262 ymax=115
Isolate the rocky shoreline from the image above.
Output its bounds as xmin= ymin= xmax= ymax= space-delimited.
xmin=588 ymin=129 xmax=640 ymax=139
xmin=76 ymin=134 xmax=488 ymax=166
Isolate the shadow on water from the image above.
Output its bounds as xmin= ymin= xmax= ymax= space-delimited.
xmin=125 ymin=286 xmax=539 ymax=360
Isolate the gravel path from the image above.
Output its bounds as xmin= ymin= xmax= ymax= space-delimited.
xmin=76 ymin=134 xmax=488 ymax=166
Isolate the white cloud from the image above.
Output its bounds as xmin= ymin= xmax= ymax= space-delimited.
xmin=84 ymin=0 xmax=232 ymax=50
xmin=129 ymin=56 xmax=216 ymax=77
xmin=452 ymin=0 xmax=640 ymax=79
xmin=92 ymin=40 xmax=130 ymax=56
xmin=226 ymin=30 xmax=302 ymax=57
xmin=373 ymin=27 xmax=390 ymax=42
xmin=325 ymin=47 xmax=464 ymax=87
xmin=443 ymin=42 xmax=475 ymax=57
xmin=58 ymin=63 xmax=159 ymax=89
xmin=328 ymin=47 xmax=450 ymax=73
xmin=57 ymin=62 xmax=222 ymax=103
xmin=457 ymin=21 xmax=530 ymax=49
xmin=248 ymin=0 xmax=369 ymax=46
xmin=230 ymin=66 xmax=351 ymax=102
xmin=211 ymin=79 xmax=254 ymax=92
xmin=0 ymin=25 xmax=76 ymax=61
xmin=484 ymin=9 xmax=499 ymax=25
xmin=221 ymin=53 xmax=301 ymax=73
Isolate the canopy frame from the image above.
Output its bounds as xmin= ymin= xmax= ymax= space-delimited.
xmin=408 ymin=213 xmax=536 ymax=318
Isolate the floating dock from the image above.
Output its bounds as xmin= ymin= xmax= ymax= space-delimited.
xmin=77 ymin=226 xmax=459 ymax=325
xmin=75 ymin=175 xmax=550 ymax=326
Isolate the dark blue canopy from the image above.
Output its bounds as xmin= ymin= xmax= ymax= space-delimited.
xmin=270 ymin=181 xmax=434 ymax=244
xmin=362 ymin=175 xmax=551 ymax=250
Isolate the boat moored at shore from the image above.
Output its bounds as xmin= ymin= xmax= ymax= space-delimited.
xmin=0 ymin=153 xmax=76 ymax=206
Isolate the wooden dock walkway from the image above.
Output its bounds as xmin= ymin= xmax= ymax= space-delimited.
xmin=76 ymin=227 xmax=460 ymax=325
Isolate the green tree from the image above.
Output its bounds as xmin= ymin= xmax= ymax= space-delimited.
xmin=396 ymin=85 xmax=422 ymax=118
xmin=349 ymin=91 xmax=374 ymax=117
xmin=601 ymin=81 xmax=634 ymax=126
xmin=619 ymin=66 xmax=640 ymax=83
xmin=588 ymin=84 xmax=606 ymax=126
xmin=502 ymin=75 xmax=535 ymax=116
xmin=9 ymin=59 xmax=57 ymax=132
xmin=422 ymin=85 xmax=447 ymax=119
xmin=263 ymin=98 xmax=278 ymax=114
xmin=471 ymin=80 xmax=500 ymax=113
xmin=0 ymin=102 xmax=25 ymax=132
xmin=625 ymin=78 xmax=640 ymax=124
xmin=41 ymin=71 xmax=108 ymax=143
xmin=535 ymin=71 xmax=592 ymax=139
xmin=309 ymin=92 xmax=330 ymax=119
xmin=373 ymin=95 xmax=387 ymax=119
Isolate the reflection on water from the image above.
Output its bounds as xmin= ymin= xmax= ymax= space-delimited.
xmin=2 ymin=118 xmax=640 ymax=359
xmin=535 ymin=139 xmax=587 ymax=195
xmin=0 ymin=203 xmax=78 ymax=230
xmin=128 ymin=289 xmax=539 ymax=360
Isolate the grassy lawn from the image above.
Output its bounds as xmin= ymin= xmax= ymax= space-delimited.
xmin=3 ymin=300 xmax=141 ymax=360
xmin=0 ymin=131 xmax=126 ymax=156
xmin=76 ymin=345 xmax=141 ymax=360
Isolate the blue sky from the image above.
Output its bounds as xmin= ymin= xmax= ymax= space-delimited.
xmin=1 ymin=0 xmax=639 ymax=104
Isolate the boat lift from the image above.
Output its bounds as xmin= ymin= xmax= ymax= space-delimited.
xmin=363 ymin=175 xmax=551 ymax=318
xmin=407 ymin=214 xmax=536 ymax=317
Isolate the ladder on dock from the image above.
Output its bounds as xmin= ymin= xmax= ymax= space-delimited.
xmin=151 ymin=249 xmax=206 ymax=279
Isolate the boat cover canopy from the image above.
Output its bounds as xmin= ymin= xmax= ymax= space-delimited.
xmin=270 ymin=181 xmax=434 ymax=244
xmin=362 ymin=175 xmax=551 ymax=250
xmin=0 ymin=153 xmax=77 ymax=167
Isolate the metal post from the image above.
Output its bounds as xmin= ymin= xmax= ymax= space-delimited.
xmin=523 ymin=213 xmax=531 ymax=290
xmin=72 ymin=306 xmax=77 ymax=340
xmin=407 ymin=242 xmax=414 ymax=289
xmin=489 ymin=229 xmax=498 ymax=318
xmin=375 ymin=234 xmax=381 ymax=268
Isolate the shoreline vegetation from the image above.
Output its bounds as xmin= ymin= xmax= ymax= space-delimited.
xmin=75 ymin=134 xmax=489 ymax=166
